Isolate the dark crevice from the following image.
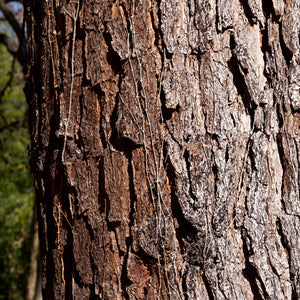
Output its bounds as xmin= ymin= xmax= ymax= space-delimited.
xmin=101 ymin=41 xmax=123 ymax=150
xmin=60 ymin=177 xmax=76 ymax=298
xmin=212 ymin=163 xmax=218 ymax=180
xmin=183 ymin=148 xmax=197 ymax=209
xmin=108 ymin=95 xmax=122 ymax=151
xmin=278 ymin=22 xmax=293 ymax=67
xmin=113 ymin=135 xmax=141 ymax=153
xmin=37 ymin=88 xmax=45 ymax=153
xmin=167 ymin=128 xmax=183 ymax=156
xmin=75 ymin=26 xmax=86 ymax=45
xmin=276 ymin=218 xmax=294 ymax=282
xmin=260 ymin=23 xmax=273 ymax=86
xmin=114 ymin=232 xmax=126 ymax=258
xmin=103 ymin=178 xmax=111 ymax=231
xmin=276 ymin=99 xmax=284 ymax=129
xmin=239 ymin=0 xmax=256 ymax=26
xmin=276 ymin=133 xmax=288 ymax=213
xmin=211 ymin=133 xmax=218 ymax=142
xmin=165 ymin=48 xmax=173 ymax=60
xmin=109 ymin=95 xmax=141 ymax=153
xmin=261 ymin=0 xmax=277 ymax=21
xmin=213 ymin=4 xmax=234 ymax=34
xmin=72 ymin=265 xmax=87 ymax=296
xmin=156 ymin=64 xmax=165 ymax=124
xmin=159 ymin=85 xmax=170 ymax=118
xmin=225 ymin=144 xmax=229 ymax=163
xmin=215 ymin=3 xmax=220 ymax=33
xmin=38 ymin=191 xmax=55 ymax=299
xmin=202 ymin=273 xmax=214 ymax=300
xmin=98 ymin=16 xmax=122 ymax=150
xmin=150 ymin=10 xmax=160 ymax=49
xmin=187 ymin=232 xmax=213 ymax=268
xmin=39 ymin=115 xmax=63 ymax=298
xmin=120 ymin=242 xmax=131 ymax=300
xmin=182 ymin=271 xmax=188 ymax=300
xmin=120 ymin=150 xmax=136 ymax=300
xmin=97 ymin=157 xmax=107 ymax=214
xmin=102 ymin=29 xmax=122 ymax=75
xmin=160 ymin=86 xmax=179 ymax=121
xmin=228 ymin=35 xmax=256 ymax=126
xmin=156 ymin=0 xmax=173 ymax=59
xmin=292 ymin=288 xmax=298 ymax=300
xmin=268 ymin=255 xmax=280 ymax=278
xmin=79 ymin=31 xmax=104 ymax=155
xmin=164 ymin=145 xmax=198 ymax=256
xmin=156 ymin=0 xmax=173 ymax=61
xmin=276 ymin=133 xmax=286 ymax=168
xmin=241 ymin=229 xmax=265 ymax=300
xmin=77 ymin=83 xmax=85 ymax=149
xmin=156 ymin=0 xmax=176 ymax=124
xmin=89 ymin=286 xmax=99 ymax=300
xmin=184 ymin=133 xmax=191 ymax=144
xmin=80 ymin=213 xmax=95 ymax=241
xmin=135 ymin=246 xmax=157 ymax=265
xmin=164 ymin=125 xmax=183 ymax=153
xmin=99 ymin=105 xmax=108 ymax=150
xmin=248 ymin=142 xmax=256 ymax=172
xmin=80 ymin=27 xmax=89 ymax=94
xmin=89 ymin=248 xmax=99 ymax=300
xmin=107 ymin=221 xmax=121 ymax=232
xmin=212 ymin=164 xmax=218 ymax=210
xmin=51 ymin=10 xmax=66 ymax=92
xmin=63 ymin=228 xmax=74 ymax=299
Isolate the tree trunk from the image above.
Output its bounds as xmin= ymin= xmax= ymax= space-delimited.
xmin=25 ymin=0 xmax=300 ymax=299
xmin=26 ymin=206 xmax=42 ymax=300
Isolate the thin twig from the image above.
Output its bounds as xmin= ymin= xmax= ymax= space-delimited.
xmin=62 ymin=0 xmax=80 ymax=162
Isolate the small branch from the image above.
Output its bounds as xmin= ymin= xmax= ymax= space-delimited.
xmin=0 ymin=55 xmax=16 ymax=101
xmin=5 ymin=0 xmax=23 ymax=3
xmin=0 ymin=0 xmax=23 ymax=41
xmin=0 ymin=33 xmax=19 ymax=54
xmin=0 ymin=0 xmax=27 ymax=72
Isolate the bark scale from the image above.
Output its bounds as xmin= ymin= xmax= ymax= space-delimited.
xmin=25 ymin=0 xmax=300 ymax=299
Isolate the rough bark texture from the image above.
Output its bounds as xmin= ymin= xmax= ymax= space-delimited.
xmin=25 ymin=0 xmax=300 ymax=299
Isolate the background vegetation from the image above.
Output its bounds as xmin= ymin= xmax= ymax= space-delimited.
xmin=0 ymin=41 xmax=33 ymax=299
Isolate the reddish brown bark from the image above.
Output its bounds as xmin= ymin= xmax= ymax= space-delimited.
xmin=26 ymin=0 xmax=300 ymax=299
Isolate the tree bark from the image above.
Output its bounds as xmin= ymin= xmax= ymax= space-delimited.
xmin=25 ymin=0 xmax=300 ymax=299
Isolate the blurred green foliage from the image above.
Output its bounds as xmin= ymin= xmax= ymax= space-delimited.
xmin=0 ymin=43 xmax=33 ymax=299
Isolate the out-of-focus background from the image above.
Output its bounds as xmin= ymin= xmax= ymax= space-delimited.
xmin=0 ymin=1 xmax=35 ymax=299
